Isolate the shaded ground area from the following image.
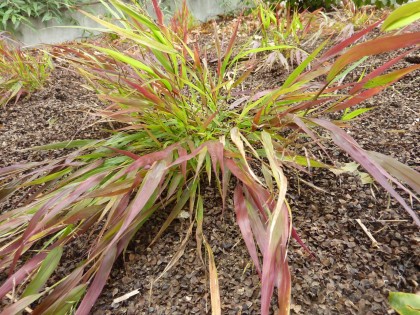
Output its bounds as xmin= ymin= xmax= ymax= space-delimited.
xmin=0 ymin=24 xmax=419 ymax=315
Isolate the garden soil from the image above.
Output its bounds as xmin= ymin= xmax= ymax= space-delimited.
xmin=0 ymin=22 xmax=419 ymax=315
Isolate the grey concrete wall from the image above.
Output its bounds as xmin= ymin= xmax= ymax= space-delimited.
xmin=185 ymin=0 xmax=245 ymax=21
xmin=15 ymin=3 xmax=108 ymax=47
xmin=152 ymin=0 xmax=247 ymax=21
xmin=15 ymin=0 xmax=245 ymax=46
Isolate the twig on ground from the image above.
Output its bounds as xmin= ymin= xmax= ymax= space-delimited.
xmin=113 ymin=289 xmax=140 ymax=304
xmin=356 ymin=219 xmax=379 ymax=247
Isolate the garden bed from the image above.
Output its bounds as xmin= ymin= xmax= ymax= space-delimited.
xmin=0 ymin=9 xmax=419 ymax=315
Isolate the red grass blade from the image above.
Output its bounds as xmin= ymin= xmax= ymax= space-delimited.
xmin=330 ymin=65 xmax=420 ymax=112
xmin=327 ymin=32 xmax=420 ymax=81
xmin=261 ymin=204 xmax=290 ymax=315
xmin=9 ymin=173 xmax=106 ymax=274
xmin=319 ymin=20 xmax=381 ymax=61
xmin=201 ymin=112 xmax=218 ymax=130
xmin=367 ymin=151 xmax=420 ymax=194
xmin=221 ymin=17 xmax=241 ymax=75
xmin=276 ymin=97 xmax=333 ymax=120
xmin=75 ymin=246 xmax=117 ymax=315
xmin=292 ymin=115 xmax=331 ymax=160
xmin=106 ymin=146 xmax=142 ymax=160
xmin=291 ymin=227 xmax=314 ymax=258
xmin=0 ymin=250 xmax=51 ymax=298
xmin=276 ymin=255 xmax=291 ymax=315
xmin=225 ymin=159 xmax=270 ymax=218
xmin=243 ymin=186 xmax=268 ymax=253
xmin=349 ymin=49 xmax=414 ymax=94
xmin=32 ymin=267 xmax=84 ymax=314
xmin=123 ymin=79 xmax=163 ymax=104
xmin=311 ymin=118 xmax=420 ymax=226
xmin=112 ymin=161 xmax=168 ymax=248
xmin=0 ymin=293 xmax=42 ymax=315
xmin=152 ymin=0 xmax=164 ymax=27
xmin=167 ymin=144 xmax=206 ymax=168
xmin=0 ymin=162 xmax=43 ymax=177
xmin=330 ymin=87 xmax=387 ymax=112
xmin=234 ymin=185 xmax=262 ymax=276
xmin=207 ymin=141 xmax=226 ymax=208
xmin=125 ymin=144 xmax=177 ymax=173
xmin=207 ymin=141 xmax=225 ymax=177
xmin=177 ymin=147 xmax=188 ymax=178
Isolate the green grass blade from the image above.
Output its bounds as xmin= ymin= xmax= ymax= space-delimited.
xmin=21 ymin=247 xmax=63 ymax=297
xmin=43 ymin=285 xmax=87 ymax=315
xmin=341 ymin=108 xmax=373 ymax=121
xmin=1 ymin=293 xmax=43 ymax=314
xmin=282 ymin=40 xmax=328 ymax=89
xmin=363 ymin=65 xmax=420 ymax=89
xmin=109 ymin=0 xmax=158 ymax=31
xmin=389 ymin=292 xmax=420 ymax=315
xmin=28 ymin=140 xmax=98 ymax=151
xmin=23 ymin=168 xmax=72 ymax=186
xmin=93 ymin=46 xmax=156 ymax=75
xmin=382 ymin=1 xmax=420 ymax=31
xmin=80 ymin=10 xmax=176 ymax=54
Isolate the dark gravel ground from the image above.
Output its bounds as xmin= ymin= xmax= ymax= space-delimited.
xmin=0 ymin=21 xmax=419 ymax=315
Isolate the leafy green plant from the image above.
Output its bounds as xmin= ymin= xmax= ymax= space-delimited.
xmin=250 ymin=1 xmax=320 ymax=70
xmin=353 ymin=0 xmax=411 ymax=8
xmin=285 ymin=0 xmax=337 ymax=10
xmin=0 ymin=33 xmax=53 ymax=106
xmin=0 ymin=1 xmax=419 ymax=315
xmin=0 ymin=0 xmax=92 ymax=32
xmin=389 ymin=292 xmax=420 ymax=315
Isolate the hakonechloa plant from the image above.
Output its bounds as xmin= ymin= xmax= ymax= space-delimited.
xmin=0 ymin=1 xmax=419 ymax=314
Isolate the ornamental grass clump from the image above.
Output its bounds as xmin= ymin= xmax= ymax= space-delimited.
xmin=0 ymin=33 xmax=52 ymax=106
xmin=0 ymin=1 xmax=419 ymax=314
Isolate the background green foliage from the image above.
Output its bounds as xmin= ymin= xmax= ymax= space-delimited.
xmin=282 ymin=0 xmax=410 ymax=10
xmin=0 ymin=0 xmax=92 ymax=31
